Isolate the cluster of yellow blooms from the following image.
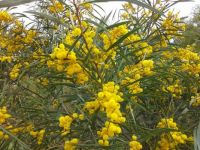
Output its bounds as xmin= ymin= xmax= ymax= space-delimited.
xmin=30 ymin=129 xmax=45 ymax=145
xmin=80 ymin=2 xmax=93 ymax=11
xmin=163 ymin=46 xmax=200 ymax=77
xmin=134 ymin=42 xmax=153 ymax=59
xmin=0 ymin=56 xmax=12 ymax=63
xmin=129 ymin=135 xmax=143 ymax=150
xmin=162 ymin=11 xmax=186 ymax=38
xmin=85 ymin=82 xmax=125 ymax=146
xmin=9 ymin=64 xmax=22 ymax=80
xmin=0 ymin=11 xmax=13 ymax=23
xmin=0 ymin=125 xmax=25 ymax=140
xmin=64 ymin=138 xmax=79 ymax=150
xmin=162 ymin=79 xmax=183 ymax=99
xmin=65 ymin=24 xmax=116 ymax=71
xmin=48 ymin=0 xmax=64 ymax=13
xmin=97 ymin=121 xmax=122 ymax=146
xmin=191 ymin=93 xmax=200 ymax=107
xmin=0 ymin=131 xmax=9 ymax=140
xmin=38 ymin=77 xmax=49 ymax=86
xmin=0 ymin=11 xmax=38 ymax=82
xmin=6 ymin=125 xmax=24 ymax=135
xmin=121 ymin=60 xmax=154 ymax=94
xmin=59 ymin=115 xmax=73 ymax=136
xmin=0 ymin=107 xmax=25 ymax=140
xmin=156 ymin=118 xmax=190 ymax=150
xmin=85 ymin=82 xmax=125 ymax=123
xmin=32 ymin=48 xmax=46 ymax=64
xmin=59 ymin=113 xmax=84 ymax=136
xmin=123 ymin=34 xmax=153 ymax=59
xmin=48 ymin=44 xmax=88 ymax=84
xmin=0 ymin=107 xmax=11 ymax=124
xmin=121 ymin=3 xmax=136 ymax=19
xmin=0 ymin=16 xmax=37 ymax=53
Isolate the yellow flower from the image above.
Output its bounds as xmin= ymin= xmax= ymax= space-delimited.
xmin=72 ymin=27 xmax=82 ymax=37
xmin=9 ymin=64 xmax=22 ymax=80
xmin=0 ymin=11 xmax=13 ymax=23
xmin=64 ymin=138 xmax=79 ymax=150
xmin=48 ymin=0 xmax=64 ymax=13
xmin=0 ymin=107 xmax=11 ymax=124
xmin=59 ymin=115 xmax=73 ymax=136
xmin=156 ymin=118 xmax=190 ymax=149
xmin=129 ymin=135 xmax=142 ymax=150
xmin=97 ymin=121 xmax=122 ymax=146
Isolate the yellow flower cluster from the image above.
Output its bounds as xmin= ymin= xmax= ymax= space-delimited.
xmin=162 ymin=11 xmax=185 ymax=38
xmin=39 ymin=78 xmax=49 ymax=86
xmin=0 ymin=11 xmax=13 ymax=23
xmin=156 ymin=118 xmax=190 ymax=150
xmin=48 ymin=44 xmax=88 ymax=84
xmin=191 ymin=93 xmax=200 ymax=107
xmin=124 ymin=34 xmax=153 ymax=59
xmin=0 ymin=56 xmax=12 ymax=63
xmin=32 ymin=48 xmax=46 ymax=64
xmin=48 ymin=0 xmax=64 ymax=13
xmin=0 ymin=107 xmax=25 ymax=140
xmin=85 ymin=82 xmax=125 ymax=146
xmin=101 ymin=25 xmax=128 ymax=50
xmin=0 ymin=11 xmax=37 ymax=54
xmin=6 ymin=125 xmax=24 ymax=136
xmin=97 ymin=121 xmax=122 ymax=146
xmin=64 ymin=138 xmax=79 ymax=150
xmin=0 ymin=107 xmax=11 ymax=124
xmin=23 ymin=30 xmax=37 ymax=44
xmin=157 ymin=118 xmax=178 ymax=129
xmin=80 ymin=3 xmax=93 ymax=11
xmin=162 ymin=80 xmax=183 ymax=99
xmin=30 ymin=129 xmax=45 ymax=145
xmin=72 ymin=113 xmax=84 ymax=120
xmin=9 ymin=63 xmax=22 ymax=80
xmin=129 ymin=135 xmax=142 ymax=150
xmin=0 ymin=131 xmax=9 ymax=140
xmin=85 ymin=82 xmax=125 ymax=123
xmin=162 ymin=46 xmax=200 ymax=76
xmin=181 ymin=63 xmax=200 ymax=77
xmin=59 ymin=113 xmax=84 ymax=136
xmin=59 ymin=115 xmax=73 ymax=136
xmin=174 ymin=47 xmax=199 ymax=62
xmin=65 ymin=25 xmax=104 ymax=64
xmin=121 ymin=3 xmax=136 ymax=20
xmin=0 ymin=125 xmax=24 ymax=140
xmin=134 ymin=42 xmax=153 ymax=59
xmin=121 ymin=60 xmax=154 ymax=94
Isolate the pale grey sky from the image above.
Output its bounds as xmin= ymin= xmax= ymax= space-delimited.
xmin=14 ymin=0 xmax=199 ymax=19
xmin=98 ymin=0 xmax=200 ymax=17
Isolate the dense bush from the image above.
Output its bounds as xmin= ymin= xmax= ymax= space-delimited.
xmin=0 ymin=0 xmax=199 ymax=149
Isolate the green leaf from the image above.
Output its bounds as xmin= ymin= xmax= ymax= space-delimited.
xmin=0 ymin=0 xmax=37 ymax=8
xmin=25 ymin=11 xmax=67 ymax=27
xmin=0 ymin=125 xmax=32 ymax=150
xmin=194 ymin=121 xmax=200 ymax=150
xmin=89 ymin=0 xmax=161 ymax=14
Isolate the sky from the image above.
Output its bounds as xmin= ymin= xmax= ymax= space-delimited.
xmin=98 ymin=0 xmax=200 ymax=18
xmin=13 ymin=0 xmax=200 ymax=19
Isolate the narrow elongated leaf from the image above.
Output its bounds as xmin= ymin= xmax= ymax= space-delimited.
xmin=25 ymin=11 xmax=68 ymax=27
xmin=89 ymin=0 xmax=161 ymax=14
xmin=0 ymin=0 xmax=37 ymax=8
xmin=194 ymin=121 xmax=200 ymax=150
